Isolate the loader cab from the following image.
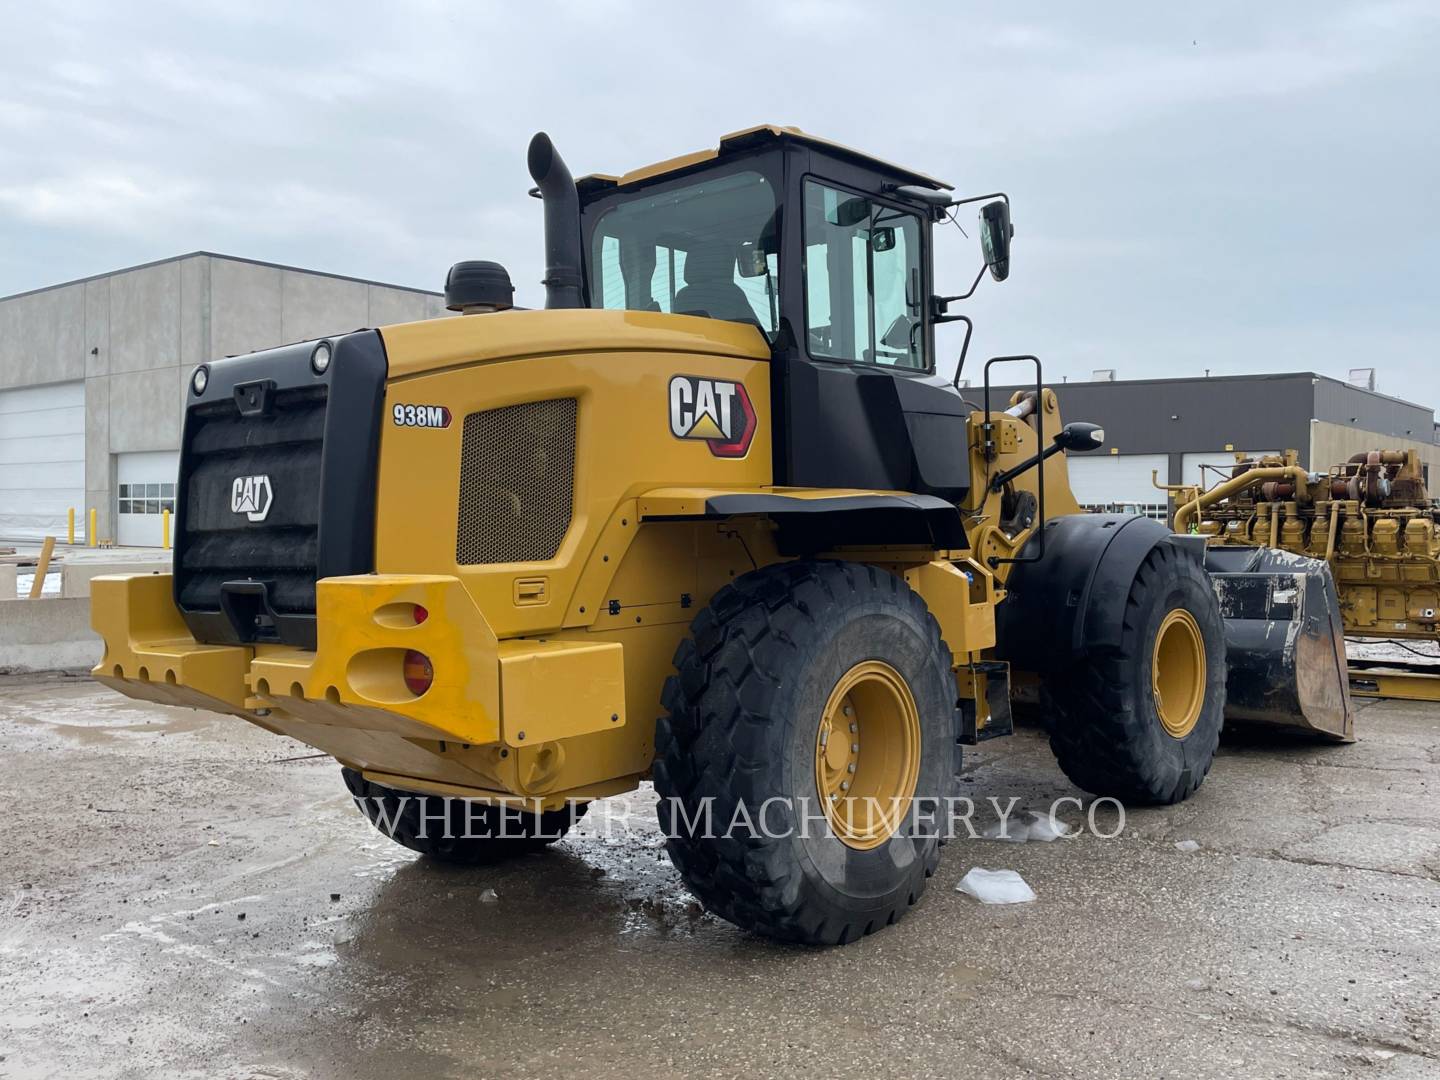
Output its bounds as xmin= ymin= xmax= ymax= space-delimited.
xmin=579 ymin=126 xmax=975 ymax=500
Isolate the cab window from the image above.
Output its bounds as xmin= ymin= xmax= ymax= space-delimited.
xmin=803 ymin=180 xmax=925 ymax=369
xmin=590 ymin=170 xmax=780 ymax=336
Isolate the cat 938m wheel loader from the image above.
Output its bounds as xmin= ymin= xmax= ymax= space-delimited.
xmin=91 ymin=127 xmax=1353 ymax=945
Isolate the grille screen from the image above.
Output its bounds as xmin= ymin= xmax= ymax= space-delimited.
xmin=456 ymin=398 xmax=578 ymax=565
xmin=178 ymin=386 xmax=327 ymax=616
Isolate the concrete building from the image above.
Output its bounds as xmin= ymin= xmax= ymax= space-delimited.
xmin=0 ymin=253 xmax=444 ymax=544
xmin=990 ymin=371 xmax=1440 ymax=519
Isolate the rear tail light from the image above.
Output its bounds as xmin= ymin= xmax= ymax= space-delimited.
xmin=412 ymin=604 xmax=429 ymax=624
xmin=403 ymin=650 xmax=433 ymax=696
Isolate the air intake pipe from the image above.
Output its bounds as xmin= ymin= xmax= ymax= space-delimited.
xmin=527 ymin=132 xmax=585 ymax=310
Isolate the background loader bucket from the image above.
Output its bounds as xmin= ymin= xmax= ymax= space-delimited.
xmin=1205 ymin=547 xmax=1355 ymax=742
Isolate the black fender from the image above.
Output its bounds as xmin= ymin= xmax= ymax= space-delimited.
xmin=994 ymin=513 xmax=1207 ymax=672
xmin=651 ymin=491 xmax=967 ymax=554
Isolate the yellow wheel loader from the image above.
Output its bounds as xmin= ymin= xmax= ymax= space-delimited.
xmin=91 ymin=127 xmax=1352 ymax=945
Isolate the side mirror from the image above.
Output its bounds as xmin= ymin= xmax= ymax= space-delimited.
xmin=1054 ymin=421 xmax=1104 ymax=453
xmin=979 ymin=200 xmax=1012 ymax=282
xmin=871 ymin=225 xmax=896 ymax=252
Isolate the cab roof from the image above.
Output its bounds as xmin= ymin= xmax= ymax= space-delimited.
xmin=576 ymin=124 xmax=952 ymax=197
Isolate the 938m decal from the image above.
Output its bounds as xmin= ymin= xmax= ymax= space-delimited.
xmin=668 ymin=375 xmax=756 ymax=458
xmin=392 ymin=403 xmax=452 ymax=428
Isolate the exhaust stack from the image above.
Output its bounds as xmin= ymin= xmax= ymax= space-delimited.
xmin=527 ymin=132 xmax=585 ymax=310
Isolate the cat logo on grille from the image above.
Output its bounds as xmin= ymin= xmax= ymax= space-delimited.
xmin=668 ymin=375 xmax=756 ymax=458
xmin=230 ymin=475 xmax=273 ymax=523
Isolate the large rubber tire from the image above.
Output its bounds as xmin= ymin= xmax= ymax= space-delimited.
xmin=341 ymin=768 xmax=587 ymax=865
xmin=1046 ymin=543 xmax=1226 ymax=805
xmin=654 ymin=560 xmax=960 ymax=946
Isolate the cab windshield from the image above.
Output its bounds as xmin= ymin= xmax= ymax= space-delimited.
xmin=588 ymin=170 xmax=780 ymax=336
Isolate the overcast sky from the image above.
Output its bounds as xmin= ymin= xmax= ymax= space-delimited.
xmin=1 ymin=1 xmax=1436 ymax=397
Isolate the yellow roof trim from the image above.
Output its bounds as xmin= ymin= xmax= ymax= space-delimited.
xmin=617 ymin=149 xmax=721 ymax=186
xmin=578 ymin=124 xmax=951 ymax=192
xmin=734 ymin=126 xmax=952 ymax=190
xmin=718 ymin=123 xmax=806 ymax=142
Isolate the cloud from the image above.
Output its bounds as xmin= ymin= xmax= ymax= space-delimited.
xmin=0 ymin=0 xmax=1436 ymax=396
xmin=0 ymin=171 xmax=196 ymax=231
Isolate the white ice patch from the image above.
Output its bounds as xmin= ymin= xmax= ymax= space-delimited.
xmin=955 ymin=868 xmax=1036 ymax=905
xmin=1023 ymin=813 xmax=1071 ymax=842
xmin=980 ymin=810 xmax=1072 ymax=843
xmin=979 ymin=819 xmax=1027 ymax=843
xmin=1174 ymin=839 xmax=1201 ymax=852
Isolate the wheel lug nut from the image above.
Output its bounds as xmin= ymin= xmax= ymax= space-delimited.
xmin=851 ymin=743 xmax=859 ymax=753
xmin=849 ymin=722 xmax=857 ymax=733
xmin=840 ymin=781 xmax=849 ymax=791
xmin=847 ymin=763 xmax=855 ymax=773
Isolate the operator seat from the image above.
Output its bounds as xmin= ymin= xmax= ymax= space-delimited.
xmin=673 ymin=242 xmax=757 ymax=325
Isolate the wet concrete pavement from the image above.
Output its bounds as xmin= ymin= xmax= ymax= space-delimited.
xmin=1 ymin=672 xmax=1437 ymax=1079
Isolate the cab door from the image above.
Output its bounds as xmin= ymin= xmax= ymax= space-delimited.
xmin=775 ymin=155 xmax=970 ymax=500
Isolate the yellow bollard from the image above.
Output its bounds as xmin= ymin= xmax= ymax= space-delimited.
xmin=89 ymin=507 xmax=97 ymax=548
xmin=68 ymin=507 xmax=75 ymax=545
xmin=162 ymin=508 xmax=171 ymax=549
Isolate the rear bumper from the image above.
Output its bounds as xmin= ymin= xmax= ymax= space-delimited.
xmin=91 ymin=573 xmax=630 ymax=802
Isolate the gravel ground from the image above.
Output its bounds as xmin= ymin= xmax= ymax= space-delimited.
xmin=1 ymin=673 xmax=1437 ymax=1079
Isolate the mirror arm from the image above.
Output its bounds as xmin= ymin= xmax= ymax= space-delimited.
xmin=936 ymin=264 xmax=988 ymax=307
xmin=946 ymin=191 xmax=1010 ymax=212
xmin=989 ymin=440 xmax=1065 ymax=493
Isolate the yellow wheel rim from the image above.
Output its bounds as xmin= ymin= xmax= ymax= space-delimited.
xmin=1153 ymin=609 xmax=1206 ymax=739
xmin=814 ymin=660 xmax=922 ymax=850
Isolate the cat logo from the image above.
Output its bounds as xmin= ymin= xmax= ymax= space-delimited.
xmin=230 ymin=474 xmax=273 ymax=523
xmin=668 ymin=375 xmax=756 ymax=458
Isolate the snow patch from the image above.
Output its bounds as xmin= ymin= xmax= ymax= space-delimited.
xmin=980 ymin=810 xmax=1072 ymax=843
xmin=956 ymin=868 xmax=1036 ymax=905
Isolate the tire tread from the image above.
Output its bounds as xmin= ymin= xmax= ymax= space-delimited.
xmin=655 ymin=559 xmax=956 ymax=945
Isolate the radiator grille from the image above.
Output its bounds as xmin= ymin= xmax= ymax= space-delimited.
xmin=177 ymin=385 xmax=326 ymax=616
xmin=456 ymin=398 xmax=578 ymax=565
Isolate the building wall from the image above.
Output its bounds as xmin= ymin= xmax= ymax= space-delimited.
xmin=0 ymin=253 xmax=444 ymax=542
xmin=985 ymin=372 xmax=1440 ymax=521
xmin=993 ymin=373 xmax=1438 ymax=478
xmin=989 ymin=373 xmax=1319 ymax=477
xmin=1313 ymin=379 xmax=1433 ymax=442
xmin=1309 ymin=420 xmax=1440 ymax=480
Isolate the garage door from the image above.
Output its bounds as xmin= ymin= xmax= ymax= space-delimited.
xmin=1181 ymin=451 xmax=1279 ymax=492
xmin=0 ymin=381 xmax=85 ymax=542
xmin=116 ymin=451 xmax=179 ymax=547
xmin=1065 ymin=453 xmax=1170 ymax=519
